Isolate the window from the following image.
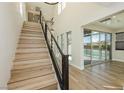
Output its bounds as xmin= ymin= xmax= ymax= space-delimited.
xmin=62 ymin=2 xmax=66 ymax=10
xmin=19 ymin=2 xmax=23 ymax=17
xmin=116 ymin=32 xmax=124 ymax=50
xmin=58 ymin=2 xmax=66 ymax=15
xmin=58 ymin=3 xmax=61 ymax=15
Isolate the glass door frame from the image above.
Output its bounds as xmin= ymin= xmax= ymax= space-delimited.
xmin=83 ymin=28 xmax=112 ymax=66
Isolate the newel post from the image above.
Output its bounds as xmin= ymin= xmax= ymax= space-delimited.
xmin=62 ymin=55 xmax=69 ymax=90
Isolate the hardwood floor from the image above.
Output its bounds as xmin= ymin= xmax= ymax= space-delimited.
xmin=69 ymin=61 xmax=124 ymax=90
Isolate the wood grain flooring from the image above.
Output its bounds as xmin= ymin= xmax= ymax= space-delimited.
xmin=69 ymin=61 xmax=124 ymax=90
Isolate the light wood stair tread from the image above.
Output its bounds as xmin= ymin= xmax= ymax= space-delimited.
xmin=12 ymin=65 xmax=53 ymax=74
xmin=21 ymin=33 xmax=43 ymax=37
xmin=15 ymin=52 xmax=49 ymax=61
xmin=13 ymin=59 xmax=52 ymax=69
xmin=22 ymin=26 xmax=42 ymax=32
xmin=13 ymin=61 xmax=52 ymax=70
xmin=24 ymin=23 xmax=41 ymax=26
xmin=22 ymin=28 xmax=41 ymax=32
xmin=24 ymin=22 xmax=41 ymax=26
xmin=14 ymin=58 xmax=51 ymax=65
xmin=21 ymin=31 xmax=43 ymax=34
xmin=19 ymin=39 xmax=45 ymax=44
xmin=17 ymin=43 xmax=47 ymax=48
xmin=9 ymin=68 xmax=54 ymax=83
xmin=20 ymin=36 xmax=44 ymax=39
xmin=23 ymin=25 xmax=42 ymax=30
xmin=16 ymin=48 xmax=48 ymax=53
xmin=8 ymin=74 xmax=57 ymax=90
xmin=23 ymin=25 xmax=41 ymax=28
xmin=14 ymin=59 xmax=50 ymax=63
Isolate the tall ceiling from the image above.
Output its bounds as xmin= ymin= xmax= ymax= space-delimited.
xmin=91 ymin=10 xmax=124 ymax=31
xmin=26 ymin=2 xmax=55 ymax=20
xmin=95 ymin=2 xmax=124 ymax=7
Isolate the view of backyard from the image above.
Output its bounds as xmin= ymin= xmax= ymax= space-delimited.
xmin=84 ymin=30 xmax=111 ymax=65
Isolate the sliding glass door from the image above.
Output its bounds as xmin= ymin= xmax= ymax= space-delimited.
xmin=84 ymin=29 xmax=111 ymax=66
xmin=106 ymin=33 xmax=111 ymax=60
xmin=92 ymin=31 xmax=100 ymax=63
xmin=84 ymin=30 xmax=92 ymax=65
xmin=99 ymin=32 xmax=106 ymax=61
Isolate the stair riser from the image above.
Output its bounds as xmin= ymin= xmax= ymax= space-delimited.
xmin=15 ymin=53 xmax=49 ymax=61
xmin=21 ymin=31 xmax=43 ymax=35
xmin=23 ymin=27 xmax=41 ymax=30
xmin=23 ymin=26 xmax=41 ymax=28
xmin=40 ymin=83 xmax=57 ymax=90
xmin=12 ymin=65 xmax=53 ymax=74
xmin=19 ymin=39 xmax=46 ymax=44
xmin=24 ymin=24 xmax=41 ymax=27
xmin=16 ymin=48 xmax=48 ymax=53
xmin=23 ymin=80 xmax=57 ymax=90
xmin=13 ymin=63 xmax=52 ymax=70
xmin=20 ymin=36 xmax=44 ymax=40
xmin=21 ymin=34 xmax=44 ymax=38
xmin=14 ymin=61 xmax=51 ymax=66
xmin=23 ymin=25 xmax=41 ymax=28
xmin=14 ymin=59 xmax=50 ymax=63
xmin=17 ymin=44 xmax=47 ymax=48
xmin=9 ymin=69 xmax=54 ymax=83
xmin=22 ymin=29 xmax=42 ymax=32
xmin=8 ymin=74 xmax=55 ymax=89
xmin=24 ymin=22 xmax=40 ymax=25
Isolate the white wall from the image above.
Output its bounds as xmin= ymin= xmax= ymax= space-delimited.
xmin=26 ymin=2 xmax=55 ymax=20
xmin=0 ymin=2 xmax=26 ymax=89
xmin=53 ymin=2 xmax=124 ymax=70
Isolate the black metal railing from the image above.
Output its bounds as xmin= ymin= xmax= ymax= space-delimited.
xmin=39 ymin=11 xmax=69 ymax=90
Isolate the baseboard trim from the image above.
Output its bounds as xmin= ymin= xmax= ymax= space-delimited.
xmin=112 ymin=59 xmax=124 ymax=62
xmin=69 ymin=63 xmax=84 ymax=70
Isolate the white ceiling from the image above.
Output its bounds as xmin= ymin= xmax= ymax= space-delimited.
xmin=95 ymin=2 xmax=124 ymax=7
xmin=92 ymin=10 xmax=124 ymax=31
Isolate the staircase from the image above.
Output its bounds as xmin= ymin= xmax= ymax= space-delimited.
xmin=7 ymin=22 xmax=58 ymax=90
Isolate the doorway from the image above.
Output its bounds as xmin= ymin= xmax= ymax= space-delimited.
xmin=84 ymin=29 xmax=112 ymax=66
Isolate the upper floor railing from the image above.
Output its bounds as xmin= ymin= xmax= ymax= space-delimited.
xmin=39 ymin=11 xmax=69 ymax=90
